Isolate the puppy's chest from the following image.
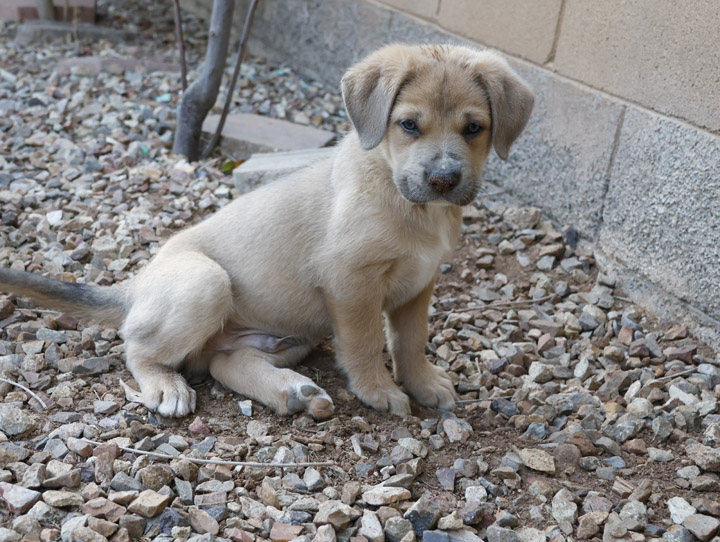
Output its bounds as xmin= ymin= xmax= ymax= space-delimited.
xmin=385 ymin=228 xmax=455 ymax=308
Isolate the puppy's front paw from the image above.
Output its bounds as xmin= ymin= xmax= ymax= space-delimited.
xmin=286 ymin=382 xmax=335 ymax=421
xmin=141 ymin=373 xmax=197 ymax=418
xmin=401 ymin=362 xmax=456 ymax=412
xmin=351 ymin=381 xmax=411 ymax=416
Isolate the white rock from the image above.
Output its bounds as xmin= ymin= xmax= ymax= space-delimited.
xmin=668 ymin=496 xmax=697 ymax=524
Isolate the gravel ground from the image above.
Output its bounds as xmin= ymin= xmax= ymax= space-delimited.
xmin=0 ymin=2 xmax=719 ymax=542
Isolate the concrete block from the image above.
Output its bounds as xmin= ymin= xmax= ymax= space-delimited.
xmin=232 ymin=147 xmax=335 ymax=193
xmin=554 ymin=0 xmax=720 ymax=133
xmin=378 ymin=0 xmax=438 ymax=20
xmin=201 ymin=113 xmax=336 ymax=160
xmin=0 ymin=0 xmax=94 ymax=23
xmin=599 ymin=107 xmax=720 ymax=321
xmin=436 ymin=0 xmax=562 ymax=64
xmin=233 ymin=0 xmax=395 ymax=86
xmin=15 ymin=21 xmax=134 ymax=46
xmin=483 ymin=61 xmax=624 ymax=237
xmin=54 ymin=56 xmax=178 ymax=76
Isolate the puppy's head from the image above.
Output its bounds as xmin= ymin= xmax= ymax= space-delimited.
xmin=342 ymin=44 xmax=534 ymax=206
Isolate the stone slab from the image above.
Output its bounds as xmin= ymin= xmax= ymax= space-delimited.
xmin=555 ymin=0 xmax=720 ymax=133
xmin=54 ymin=56 xmax=178 ymax=76
xmin=378 ymin=0 xmax=438 ymax=20
xmin=599 ymin=107 xmax=720 ymax=323
xmin=483 ymin=61 xmax=624 ymax=237
xmin=202 ymin=113 xmax=335 ymax=160
xmin=232 ymin=147 xmax=335 ymax=193
xmin=436 ymin=0 xmax=562 ymax=64
xmin=15 ymin=21 xmax=135 ymax=46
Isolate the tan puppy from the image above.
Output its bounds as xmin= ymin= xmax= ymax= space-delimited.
xmin=0 ymin=44 xmax=533 ymax=420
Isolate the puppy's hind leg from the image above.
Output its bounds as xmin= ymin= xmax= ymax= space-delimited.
xmin=209 ymin=344 xmax=335 ymax=420
xmin=122 ymin=252 xmax=233 ymax=417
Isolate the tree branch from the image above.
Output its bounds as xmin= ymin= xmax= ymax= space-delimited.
xmin=172 ymin=0 xmax=236 ymax=160
xmin=201 ymin=0 xmax=261 ymax=159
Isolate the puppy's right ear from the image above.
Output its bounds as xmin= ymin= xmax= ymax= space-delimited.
xmin=341 ymin=46 xmax=411 ymax=150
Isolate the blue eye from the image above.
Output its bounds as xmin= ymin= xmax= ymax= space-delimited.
xmin=399 ymin=119 xmax=420 ymax=134
xmin=464 ymin=122 xmax=484 ymax=136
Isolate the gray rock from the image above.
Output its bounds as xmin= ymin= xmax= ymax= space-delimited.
xmin=359 ymin=509 xmax=384 ymax=542
xmin=662 ymin=526 xmax=695 ymax=542
xmin=648 ymin=447 xmax=674 ymax=462
xmin=686 ymin=443 xmax=720 ymax=471
xmin=619 ymin=501 xmax=647 ymax=531
xmin=436 ymin=468 xmax=455 ymax=491
xmin=682 ymin=514 xmax=720 ymax=542
xmin=652 ymin=417 xmax=674 ymax=442
xmin=110 ymin=472 xmax=143 ymax=492
xmin=384 ymin=516 xmax=413 ymax=542
xmin=403 ymin=493 xmax=441 ymax=534
xmin=486 ymin=525 xmax=518 ymax=542
xmin=71 ymin=356 xmax=109 ymax=376
xmin=0 ymin=406 xmax=36 ymax=436
xmin=551 ymin=489 xmax=578 ymax=524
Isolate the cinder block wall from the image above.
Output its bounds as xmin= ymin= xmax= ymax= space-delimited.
xmin=180 ymin=0 xmax=720 ymax=349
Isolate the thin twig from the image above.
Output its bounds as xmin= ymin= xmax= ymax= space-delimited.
xmin=432 ymin=294 xmax=556 ymax=317
xmin=0 ymin=377 xmax=47 ymax=409
xmin=172 ymin=0 xmax=188 ymax=91
xmin=650 ymin=367 xmax=697 ymax=383
xmin=80 ymin=438 xmax=333 ymax=468
xmin=202 ymin=0 xmax=261 ymax=159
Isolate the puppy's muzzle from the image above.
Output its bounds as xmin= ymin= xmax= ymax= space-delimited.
xmin=425 ymin=166 xmax=461 ymax=195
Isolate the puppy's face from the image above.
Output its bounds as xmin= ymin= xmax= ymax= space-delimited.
xmin=342 ymin=45 xmax=534 ymax=206
xmin=385 ymin=66 xmax=493 ymax=205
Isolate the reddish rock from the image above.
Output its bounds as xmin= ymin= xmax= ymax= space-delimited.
xmin=188 ymin=416 xmax=211 ymax=438
xmin=269 ymin=522 xmax=304 ymax=542
xmin=81 ymin=497 xmax=126 ymax=523
xmin=623 ymin=439 xmax=647 ymax=455
xmin=664 ymin=345 xmax=697 ymax=363
xmin=0 ymin=481 xmax=41 ymax=514
xmin=93 ymin=443 xmax=119 ymax=488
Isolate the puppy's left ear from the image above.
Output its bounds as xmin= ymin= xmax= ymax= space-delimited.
xmin=341 ymin=45 xmax=411 ymax=150
xmin=475 ymin=52 xmax=534 ymax=161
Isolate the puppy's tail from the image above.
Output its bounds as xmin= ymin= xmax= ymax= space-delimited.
xmin=0 ymin=268 xmax=127 ymax=328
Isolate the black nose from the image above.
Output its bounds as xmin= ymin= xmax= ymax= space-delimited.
xmin=425 ymin=167 xmax=461 ymax=194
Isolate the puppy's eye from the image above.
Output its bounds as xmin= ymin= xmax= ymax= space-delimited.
xmin=399 ymin=119 xmax=420 ymax=135
xmin=464 ymin=122 xmax=484 ymax=136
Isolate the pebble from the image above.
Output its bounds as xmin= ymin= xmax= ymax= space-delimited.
xmin=362 ymin=486 xmax=411 ymax=505
xmin=668 ymin=497 xmax=697 ymax=524
xmin=0 ymin=406 xmax=36 ymax=436
xmin=127 ymin=490 xmax=171 ymax=518
xmin=682 ymin=514 xmax=720 ymax=542
xmin=519 ymin=448 xmax=555 ymax=474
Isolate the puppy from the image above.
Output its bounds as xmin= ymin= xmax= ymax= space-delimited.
xmin=0 ymin=44 xmax=533 ymax=420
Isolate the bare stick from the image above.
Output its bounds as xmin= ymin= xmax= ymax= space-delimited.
xmin=0 ymin=377 xmax=47 ymax=409
xmin=173 ymin=0 xmax=236 ymax=160
xmin=201 ymin=0 xmax=261 ymax=159
xmin=173 ymin=0 xmax=188 ymax=91
xmin=80 ymin=438 xmax=333 ymax=468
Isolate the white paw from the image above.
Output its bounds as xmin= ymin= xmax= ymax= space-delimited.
xmin=141 ymin=373 xmax=197 ymax=418
xmin=401 ymin=362 xmax=456 ymax=412
xmin=286 ymin=381 xmax=335 ymax=420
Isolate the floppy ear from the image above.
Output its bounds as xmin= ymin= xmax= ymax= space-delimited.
xmin=341 ymin=46 xmax=411 ymax=150
xmin=475 ymin=53 xmax=534 ymax=161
